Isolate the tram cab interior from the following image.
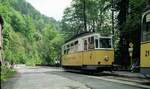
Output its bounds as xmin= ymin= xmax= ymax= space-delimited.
xmin=61 ymin=33 xmax=114 ymax=71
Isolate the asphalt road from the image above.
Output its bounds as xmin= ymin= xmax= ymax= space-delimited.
xmin=1 ymin=65 xmax=150 ymax=89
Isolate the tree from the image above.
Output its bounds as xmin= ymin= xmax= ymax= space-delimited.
xmin=114 ymin=0 xmax=147 ymax=69
xmin=1 ymin=0 xmax=64 ymax=66
xmin=61 ymin=0 xmax=113 ymax=39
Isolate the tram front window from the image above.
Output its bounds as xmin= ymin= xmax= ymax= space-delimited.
xmin=142 ymin=13 xmax=150 ymax=42
xmin=99 ymin=38 xmax=111 ymax=48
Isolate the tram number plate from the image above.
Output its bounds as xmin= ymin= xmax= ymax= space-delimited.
xmin=145 ymin=50 xmax=150 ymax=57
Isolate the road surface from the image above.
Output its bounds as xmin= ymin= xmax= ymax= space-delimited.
xmin=1 ymin=65 xmax=150 ymax=89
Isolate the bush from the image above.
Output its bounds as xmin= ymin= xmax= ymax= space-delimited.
xmin=1 ymin=65 xmax=16 ymax=81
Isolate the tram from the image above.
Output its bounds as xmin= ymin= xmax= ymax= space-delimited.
xmin=140 ymin=9 xmax=150 ymax=76
xmin=61 ymin=33 xmax=114 ymax=72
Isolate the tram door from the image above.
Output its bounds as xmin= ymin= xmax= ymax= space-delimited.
xmin=83 ymin=37 xmax=95 ymax=65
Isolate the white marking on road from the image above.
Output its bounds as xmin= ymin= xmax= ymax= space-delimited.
xmin=87 ymin=76 xmax=150 ymax=89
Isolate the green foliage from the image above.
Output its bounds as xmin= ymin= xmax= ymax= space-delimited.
xmin=123 ymin=0 xmax=145 ymax=32
xmin=1 ymin=65 xmax=16 ymax=81
xmin=114 ymin=0 xmax=147 ymax=66
xmin=61 ymin=0 xmax=112 ymax=38
xmin=0 ymin=0 xmax=64 ymax=66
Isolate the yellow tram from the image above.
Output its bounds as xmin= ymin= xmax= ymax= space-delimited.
xmin=140 ymin=9 xmax=150 ymax=75
xmin=61 ymin=33 xmax=114 ymax=72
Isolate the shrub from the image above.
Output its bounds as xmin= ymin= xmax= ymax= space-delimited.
xmin=1 ymin=65 xmax=16 ymax=81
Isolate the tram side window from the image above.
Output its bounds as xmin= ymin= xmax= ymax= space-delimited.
xmin=75 ymin=41 xmax=78 ymax=45
xmin=84 ymin=40 xmax=88 ymax=50
xmin=71 ymin=43 xmax=73 ymax=46
xmin=74 ymin=41 xmax=78 ymax=52
xmin=67 ymin=45 xmax=70 ymax=54
xmin=64 ymin=49 xmax=66 ymax=54
xmin=70 ymin=42 xmax=75 ymax=53
xmin=71 ymin=43 xmax=73 ymax=52
xmin=99 ymin=38 xmax=111 ymax=48
xmin=63 ymin=46 xmax=67 ymax=54
xmin=88 ymin=36 xmax=94 ymax=49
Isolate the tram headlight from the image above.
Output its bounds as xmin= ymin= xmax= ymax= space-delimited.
xmin=104 ymin=56 xmax=109 ymax=62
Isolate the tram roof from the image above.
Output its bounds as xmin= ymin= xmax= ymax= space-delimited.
xmin=65 ymin=32 xmax=112 ymax=43
xmin=65 ymin=32 xmax=95 ymax=43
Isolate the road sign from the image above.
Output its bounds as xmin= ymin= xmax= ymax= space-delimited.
xmin=129 ymin=42 xmax=133 ymax=48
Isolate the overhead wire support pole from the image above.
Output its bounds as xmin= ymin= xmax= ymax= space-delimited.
xmin=83 ymin=0 xmax=87 ymax=33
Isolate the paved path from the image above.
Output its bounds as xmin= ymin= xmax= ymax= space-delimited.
xmin=1 ymin=65 xmax=150 ymax=89
xmin=1 ymin=65 xmax=89 ymax=89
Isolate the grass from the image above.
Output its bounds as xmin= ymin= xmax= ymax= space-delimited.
xmin=1 ymin=65 xmax=16 ymax=81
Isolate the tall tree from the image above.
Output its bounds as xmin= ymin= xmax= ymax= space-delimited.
xmin=61 ymin=0 xmax=112 ymax=38
xmin=116 ymin=0 xmax=130 ymax=68
xmin=114 ymin=0 xmax=147 ymax=69
xmin=0 ymin=0 xmax=64 ymax=65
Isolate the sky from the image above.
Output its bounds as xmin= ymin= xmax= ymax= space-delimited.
xmin=26 ymin=0 xmax=72 ymax=21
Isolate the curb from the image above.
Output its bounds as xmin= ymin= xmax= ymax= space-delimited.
xmin=102 ymin=71 xmax=150 ymax=86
